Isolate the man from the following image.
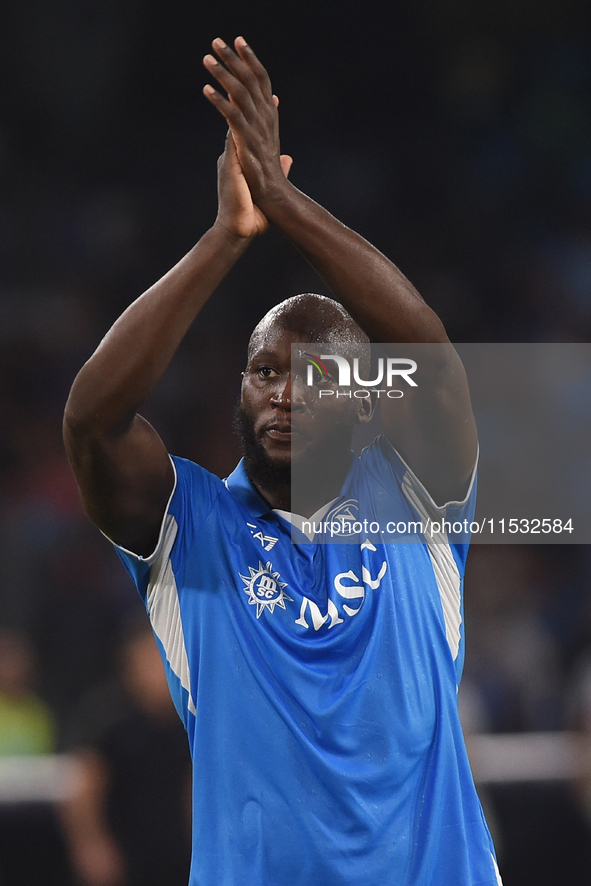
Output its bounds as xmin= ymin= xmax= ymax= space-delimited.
xmin=64 ymin=37 xmax=501 ymax=886
xmin=61 ymin=617 xmax=191 ymax=886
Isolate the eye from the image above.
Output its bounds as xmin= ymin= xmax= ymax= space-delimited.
xmin=257 ymin=366 xmax=280 ymax=379
xmin=310 ymin=367 xmax=336 ymax=385
xmin=317 ymin=372 xmax=336 ymax=385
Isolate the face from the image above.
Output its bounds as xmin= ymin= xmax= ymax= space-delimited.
xmin=239 ymin=325 xmax=373 ymax=474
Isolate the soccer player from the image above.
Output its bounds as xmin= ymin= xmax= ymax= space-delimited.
xmin=63 ymin=37 xmax=501 ymax=886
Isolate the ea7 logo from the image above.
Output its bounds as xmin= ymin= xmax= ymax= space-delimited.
xmin=247 ymin=522 xmax=278 ymax=551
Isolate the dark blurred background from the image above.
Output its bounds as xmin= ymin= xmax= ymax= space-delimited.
xmin=1 ymin=0 xmax=591 ymax=883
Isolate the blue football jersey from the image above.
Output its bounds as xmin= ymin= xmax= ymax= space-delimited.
xmin=115 ymin=435 xmax=501 ymax=886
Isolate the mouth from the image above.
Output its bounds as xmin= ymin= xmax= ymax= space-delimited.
xmin=263 ymin=423 xmax=292 ymax=442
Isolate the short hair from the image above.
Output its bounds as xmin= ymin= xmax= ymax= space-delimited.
xmin=248 ymin=294 xmax=370 ymax=366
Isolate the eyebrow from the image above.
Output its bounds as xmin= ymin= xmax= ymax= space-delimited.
xmin=248 ymin=348 xmax=285 ymax=362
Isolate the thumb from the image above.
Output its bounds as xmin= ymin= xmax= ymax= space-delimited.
xmin=280 ymin=154 xmax=293 ymax=178
xmin=222 ymin=129 xmax=245 ymax=175
xmin=224 ymin=129 xmax=237 ymax=158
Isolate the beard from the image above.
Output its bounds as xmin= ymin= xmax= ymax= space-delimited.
xmin=233 ymin=402 xmax=291 ymax=491
xmin=233 ymin=402 xmax=355 ymax=513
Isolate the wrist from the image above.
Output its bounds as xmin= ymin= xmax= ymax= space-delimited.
xmin=255 ymin=175 xmax=297 ymax=219
xmin=210 ymin=218 xmax=255 ymax=247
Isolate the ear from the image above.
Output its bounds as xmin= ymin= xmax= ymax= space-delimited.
xmin=355 ymin=392 xmax=376 ymax=424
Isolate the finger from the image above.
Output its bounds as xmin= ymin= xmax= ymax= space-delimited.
xmin=225 ymin=130 xmax=240 ymax=163
xmin=217 ymin=130 xmax=241 ymax=178
xmin=280 ymin=154 xmax=293 ymax=178
xmin=273 ymin=95 xmax=279 ymax=108
xmin=204 ymin=52 xmax=258 ymax=119
xmin=211 ymin=36 xmax=273 ymax=105
xmin=234 ymin=37 xmax=274 ymax=100
xmin=211 ymin=37 xmax=271 ymax=108
xmin=203 ymin=83 xmax=242 ymax=128
xmin=223 ymin=128 xmax=233 ymax=154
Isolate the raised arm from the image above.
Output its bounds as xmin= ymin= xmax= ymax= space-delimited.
xmin=204 ymin=38 xmax=477 ymax=502
xmin=63 ymin=134 xmax=292 ymax=556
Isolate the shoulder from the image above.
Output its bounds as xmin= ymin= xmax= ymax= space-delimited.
xmin=165 ymin=454 xmax=229 ymax=524
xmin=170 ymin=454 xmax=226 ymax=496
xmin=113 ymin=455 xmax=230 ymax=578
xmin=357 ymin=433 xmax=477 ymax=554
xmin=361 ymin=434 xmax=477 ymax=509
xmin=360 ymin=433 xmax=405 ymax=474
xmin=357 ymin=433 xmax=412 ymax=494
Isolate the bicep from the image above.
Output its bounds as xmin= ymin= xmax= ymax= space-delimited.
xmin=64 ymin=413 xmax=175 ymax=558
xmin=380 ymin=344 xmax=477 ymax=505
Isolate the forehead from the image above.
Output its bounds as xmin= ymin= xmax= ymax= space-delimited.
xmin=248 ymin=322 xmax=313 ymax=361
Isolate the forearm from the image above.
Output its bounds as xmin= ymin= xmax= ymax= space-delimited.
xmin=261 ymin=181 xmax=447 ymax=344
xmin=64 ymin=224 xmax=249 ymax=436
xmin=203 ymin=38 xmax=446 ymax=345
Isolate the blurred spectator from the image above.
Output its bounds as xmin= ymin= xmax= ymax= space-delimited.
xmin=0 ymin=629 xmax=68 ymax=886
xmin=463 ymin=546 xmax=563 ymax=733
xmin=60 ymin=615 xmax=191 ymax=886
xmin=0 ymin=627 xmax=55 ymax=756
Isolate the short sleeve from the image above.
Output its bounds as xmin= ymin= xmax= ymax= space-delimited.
xmin=360 ymin=434 xmax=477 ymax=544
xmin=112 ymin=454 xmax=225 ymax=598
xmin=362 ymin=435 xmax=477 ymax=673
xmin=108 ymin=456 xmax=225 ymax=727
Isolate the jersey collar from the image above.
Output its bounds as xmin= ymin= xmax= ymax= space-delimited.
xmin=224 ymin=459 xmax=274 ymax=517
xmin=224 ymin=453 xmax=361 ymax=521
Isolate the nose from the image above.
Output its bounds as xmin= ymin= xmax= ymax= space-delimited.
xmin=270 ymin=372 xmax=305 ymax=410
xmin=270 ymin=371 xmax=292 ymax=410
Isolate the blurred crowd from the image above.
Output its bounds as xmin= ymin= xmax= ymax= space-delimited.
xmin=0 ymin=0 xmax=590 ymax=883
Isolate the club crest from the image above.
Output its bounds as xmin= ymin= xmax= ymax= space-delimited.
xmin=325 ymin=498 xmax=360 ymax=536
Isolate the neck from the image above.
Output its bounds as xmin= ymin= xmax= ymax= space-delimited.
xmin=250 ymin=449 xmax=353 ymax=517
